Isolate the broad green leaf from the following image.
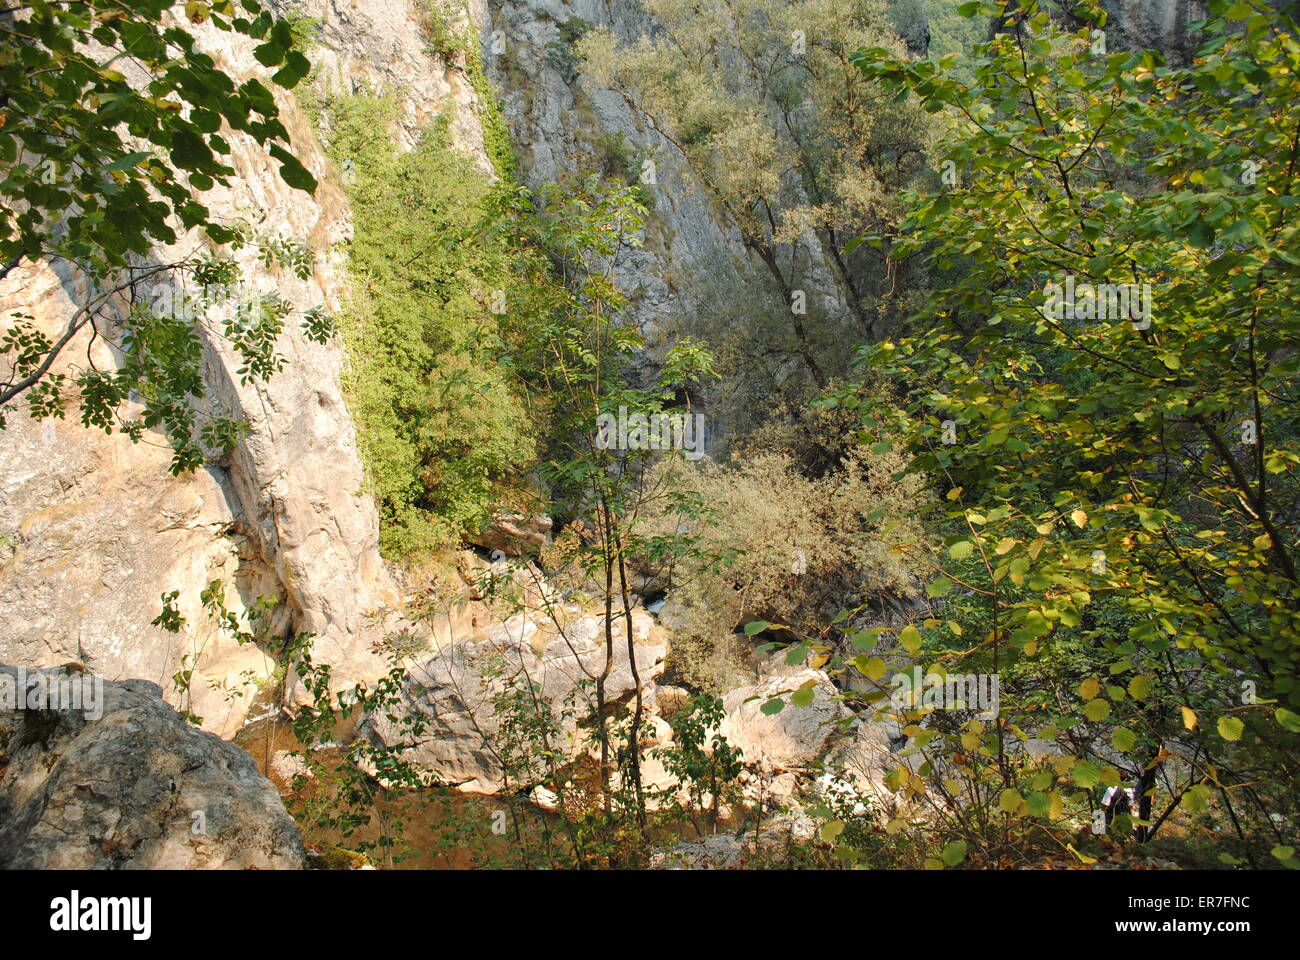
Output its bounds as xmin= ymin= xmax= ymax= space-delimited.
xmin=1217 ymin=715 xmax=1244 ymax=742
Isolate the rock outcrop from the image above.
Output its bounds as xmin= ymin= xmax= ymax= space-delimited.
xmin=0 ymin=0 xmax=501 ymax=737
xmin=469 ymin=511 xmax=554 ymax=556
xmin=0 ymin=665 xmax=306 ymax=869
xmin=486 ymin=0 xmax=749 ymax=365
xmin=1096 ymin=0 xmax=1209 ymax=64
xmin=365 ymin=607 xmax=669 ymax=793
xmin=486 ymin=0 xmax=932 ymax=447
xmin=720 ymin=669 xmax=848 ymax=774
xmin=995 ymin=0 xmax=1214 ymax=65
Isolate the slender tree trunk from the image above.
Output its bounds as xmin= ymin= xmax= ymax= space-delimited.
xmin=615 ymin=531 xmax=648 ymax=835
xmin=747 ymin=239 xmax=828 ymax=389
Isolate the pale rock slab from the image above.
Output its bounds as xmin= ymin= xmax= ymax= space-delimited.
xmin=365 ymin=608 xmax=669 ymax=792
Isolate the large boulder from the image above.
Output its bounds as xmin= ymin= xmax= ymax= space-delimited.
xmin=0 ymin=665 xmax=305 ymax=869
xmin=469 ymin=511 xmax=554 ymax=556
xmin=720 ymin=669 xmax=849 ymax=774
xmin=364 ymin=608 xmax=669 ymax=793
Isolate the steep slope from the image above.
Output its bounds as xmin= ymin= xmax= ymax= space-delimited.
xmin=0 ymin=0 xmax=496 ymax=737
xmin=484 ymin=0 xmax=750 ymax=362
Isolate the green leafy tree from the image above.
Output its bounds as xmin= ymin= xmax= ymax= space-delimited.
xmin=654 ymin=694 xmax=744 ymax=835
xmin=308 ymin=91 xmax=537 ymax=554
xmin=517 ymin=173 xmax=719 ymax=844
xmin=0 ymin=0 xmax=322 ymax=469
xmin=841 ymin=0 xmax=1300 ymax=866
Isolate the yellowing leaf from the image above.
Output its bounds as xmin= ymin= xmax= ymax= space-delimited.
xmin=1066 ymin=843 xmax=1098 ymax=865
xmin=898 ymin=624 xmax=923 ymax=654
xmin=857 ymin=656 xmax=886 ymax=681
xmin=1217 ymin=715 xmax=1244 ymax=742
xmin=1181 ymin=706 xmax=1198 ymax=731
xmin=1084 ymin=698 xmax=1110 ymax=721
xmin=1183 ymin=784 xmax=1211 ymax=814
xmin=1078 ymin=677 xmax=1100 ymax=700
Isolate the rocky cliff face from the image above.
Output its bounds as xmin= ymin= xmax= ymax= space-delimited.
xmin=0 ymin=0 xmax=497 ymax=738
xmin=0 ymin=0 xmax=1223 ymax=745
xmin=485 ymin=0 xmax=750 ymax=364
xmin=995 ymin=0 xmax=1211 ymax=64
xmin=1099 ymin=1 xmax=1208 ymax=64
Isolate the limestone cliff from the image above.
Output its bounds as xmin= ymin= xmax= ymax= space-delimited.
xmin=485 ymin=0 xmax=750 ymax=361
xmin=0 ymin=0 xmax=496 ymax=737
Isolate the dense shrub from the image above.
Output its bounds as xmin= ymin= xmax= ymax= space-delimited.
xmin=653 ymin=435 xmax=927 ymax=693
xmin=312 ymin=93 xmax=537 ymax=557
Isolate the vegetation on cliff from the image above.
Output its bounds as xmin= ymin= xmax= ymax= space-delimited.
xmin=4 ymin=0 xmax=1300 ymax=875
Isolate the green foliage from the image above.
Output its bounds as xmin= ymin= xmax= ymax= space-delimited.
xmin=545 ymin=17 xmax=593 ymax=77
xmin=654 ymin=694 xmax=744 ymax=834
xmin=517 ymin=173 xmax=724 ymax=843
xmin=281 ymin=3 xmax=322 ymax=51
xmin=651 ymin=404 xmax=926 ymax=693
xmin=152 ymin=579 xmax=304 ymax=728
xmin=0 ymin=0 xmax=324 ymax=470
xmin=591 ymin=132 xmax=655 ymax=209
xmin=0 ymin=0 xmax=314 ymax=272
xmin=3 ymin=231 xmax=332 ymax=473
xmin=310 ymin=93 xmax=537 ymax=556
xmin=839 ymin=0 xmax=1300 ymax=865
xmin=917 ymin=0 xmax=991 ymax=62
xmin=287 ymin=640 xmax=439 ymax=869
xmin=413 ymin=0 xmax=470 ymax=61
xmin=464 ymin=40 xmax=518 ymax=182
